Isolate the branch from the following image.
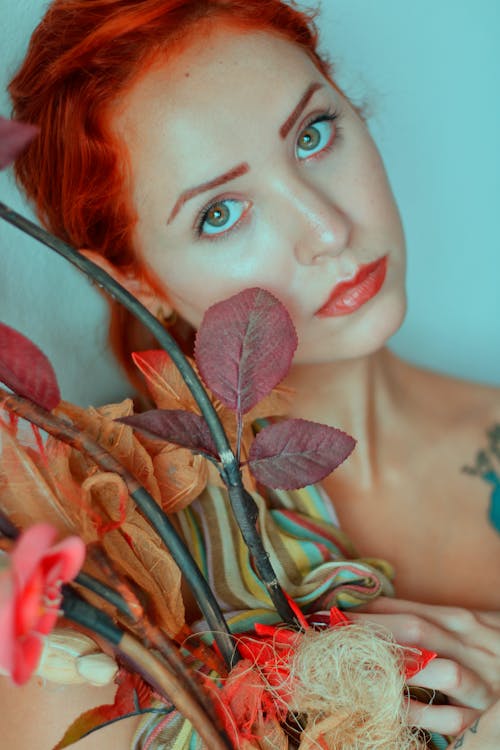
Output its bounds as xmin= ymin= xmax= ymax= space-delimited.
xmin=0 ymin=201 xmax=299 ymax=628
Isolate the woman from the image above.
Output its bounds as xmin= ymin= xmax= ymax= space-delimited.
xmin=1 ymin=0 xmax=499 ymax=747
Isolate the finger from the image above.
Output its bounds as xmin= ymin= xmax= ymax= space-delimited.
xmin=474 ymin=611 xmax=500 ymax=628
xmin=359 ymin=599 xmax=500 ymax=653
xmin=407 ymin=699 xmax=479 ymax=736
xmin=407 ymin=659 xmax=492 ymax=710
xmin=350 ymin=612 xmax=500 ymax=692
xmin=350 ymin=612 xmax=463 ymax=656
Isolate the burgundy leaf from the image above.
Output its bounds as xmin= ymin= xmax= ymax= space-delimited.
xmin=0 ymin=323 xmax=61 ymax=410
xmin=118 ymin=409 xmax=218 ymax=458
xmin=195 ymin=288 xmax=298 ymax=414
xmin=0 ymin=116 xmax=38 ymax=170
xmin=248 ymin=418 xmax=356 ymax=489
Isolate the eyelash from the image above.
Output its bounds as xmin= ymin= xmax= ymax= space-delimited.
xmin=194 ymin=197 xmax=249 ymax=240
xmin=298 ymin=107 xmax=342 ymax=159
xmin=194 ymin=107 xmax=342 ymax=239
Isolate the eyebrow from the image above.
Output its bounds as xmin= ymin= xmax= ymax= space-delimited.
xmin=167 ymin=162 xmax=250 ymax=224
xmin=279 ymin=82 xmax=324 ymax=139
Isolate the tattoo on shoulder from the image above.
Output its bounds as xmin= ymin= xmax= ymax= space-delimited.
xmin=462 ymin=424 xmax=500 ymax=534
xmin=453 ymin=717 xmax=481 ymax=747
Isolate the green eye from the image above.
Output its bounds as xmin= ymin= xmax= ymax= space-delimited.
xmin=298 ymin=125 xmax=322 ymax=152
xmin=296 ymin=116 xmax=337 ymax=160
xmin=205 ymin=202 xmax=230 ymax=228
xmin=197 ymin=198 xmax=249 ymax=237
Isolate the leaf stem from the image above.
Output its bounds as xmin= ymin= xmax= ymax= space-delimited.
xmin=236 ymin=409 xmax=243 ymax=465
xmin=0 ymin=201 xmax=299 ymax=629
xmin=0 ymin=386 xmax=236 ymax=667
xmin=226 ymin=476 xmax=302 ymax=628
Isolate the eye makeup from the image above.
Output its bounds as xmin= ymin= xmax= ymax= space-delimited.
xmin=192 ymin=102 xmax=343 ymax=241
xmin=193 ymin=196 xmax=251 ymax=240
xmin=296 ymin=107 xmax=342 ymax=161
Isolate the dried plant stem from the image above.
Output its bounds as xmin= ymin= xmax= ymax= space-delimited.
xmin=119 ymin=633 xmax=232 ymax=750
xmin=87 ymin=548 xmax=221 ymax=725
xmin=76 ymin=571 xmax=135 ymax=619
xmin=227 ymin=477 xmax=303 ymax=629
xmin=0 ymin=200 xmax=299 ymax=628
xmin=0 ymin=507 xmax=19 ymax=539
xmin=0 ymin=386 xmax=235 ymax=667
xmin=62 ymin=590 xmax=232 ymax=750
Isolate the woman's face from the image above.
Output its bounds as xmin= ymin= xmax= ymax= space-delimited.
xmin=112 ymin=26 xmax=406 ymax=364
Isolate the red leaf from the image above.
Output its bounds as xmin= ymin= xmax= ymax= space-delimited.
xmin=0 ymin=116 xmax=38 ymax=170
xmin=118 ymin=409 xmax=218 ymax=458
xmin=51 ymin=670 xmax=155 ymax=749
xmin=195 ymin=288 xmax=298 ymax=414
xmin=114 ymin=669 xmax=154 ymax=713
xmin=0 ymin=323 xmax=61 ymax=410
xmin=247 ymin=418 xmax=356 ymax=489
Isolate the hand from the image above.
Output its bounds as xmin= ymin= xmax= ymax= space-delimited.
xmin=446 ymin=698 xmax=500 ymax=749
xmin=349 ymin=598 xmax=500 ymax=736
xmin=355 ymin=598 xmax=500 ymax=693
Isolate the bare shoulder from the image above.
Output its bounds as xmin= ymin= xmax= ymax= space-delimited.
xmin=0 ymin=675 xmax=138 ymax=749
xmin=387 ymin=352 xmax=500 ymax=493
xmin=388 ymin=353 xmax=500 ymax=433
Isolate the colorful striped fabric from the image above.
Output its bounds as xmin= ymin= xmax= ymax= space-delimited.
xmin=132 ymin=482 xmax=445 ymax=749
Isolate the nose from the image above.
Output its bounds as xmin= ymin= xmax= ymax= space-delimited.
xmin=280 ymin=180 xmax=351 ymax=265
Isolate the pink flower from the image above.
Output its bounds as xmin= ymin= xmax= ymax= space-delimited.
xmin=0 ymin=523 xmax=86 ymax=684
xmin=0 ymin=116 xmax=38 ymax=170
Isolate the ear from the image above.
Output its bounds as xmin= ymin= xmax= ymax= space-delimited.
xmin=80 ymin=249 xmax=173 ymax=321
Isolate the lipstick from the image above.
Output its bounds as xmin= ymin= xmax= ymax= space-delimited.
xmin=315 ymin=255 xmax=388 ymax=317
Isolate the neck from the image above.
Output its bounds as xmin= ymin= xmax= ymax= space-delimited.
xmin=283 ymin=348 xmax=398 ymax=487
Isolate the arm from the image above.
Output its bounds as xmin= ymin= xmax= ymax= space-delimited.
xmin=0 ymin=676 xmax=138 ymax=750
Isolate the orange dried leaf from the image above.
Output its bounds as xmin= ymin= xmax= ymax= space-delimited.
xmin=151 ymin=445 xmax=209 ymax=514
xmin=56 ymin=399 xmax=161 ymax=502
xmin=0 ymin=420 xmax=75 ymax=533
xmin=100 ymin=512 xmax=185 ymax=636
xmin=133 ymin=351 xmax=198 ymax=412
xmin=245 ymin=383 xmax=295 ymax=423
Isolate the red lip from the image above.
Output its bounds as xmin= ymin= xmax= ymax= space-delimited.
xmin=315 ymin=255 xmax=388 ymax=317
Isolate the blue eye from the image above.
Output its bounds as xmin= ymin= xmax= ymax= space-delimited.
xmin=196 ymin=198 xmax=248 ymax=237
xmin=296 ymin=114 xmax=338 ymax=160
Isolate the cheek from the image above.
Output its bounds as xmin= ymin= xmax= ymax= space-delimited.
xmin=154 ymin=237 xmax=294 ymax=326
xmin=361 ymin=149 xmax=402 ymax=231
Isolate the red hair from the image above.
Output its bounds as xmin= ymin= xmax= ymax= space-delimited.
xmin=9 ymin=0 xmax=330 ymax=379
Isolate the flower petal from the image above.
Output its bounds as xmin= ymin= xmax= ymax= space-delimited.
xmin=0 ymin=569 xmax=15 ymax=676
xmin=10 ymin=524 xmax=57 ymax=590
xmin=15 ymin=567 xmax=44 ymax=636
xmin=12 ymin=633 xmax=44 ymax=685
xmin=42 ymin=536 xmax=86 ymax=582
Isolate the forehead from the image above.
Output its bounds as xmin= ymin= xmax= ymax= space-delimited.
xmin=111 ymin=27 xmax=325 ymax=191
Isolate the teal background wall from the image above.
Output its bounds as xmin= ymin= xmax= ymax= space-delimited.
xmin=0 ymin=1 xmax=499 ymax=404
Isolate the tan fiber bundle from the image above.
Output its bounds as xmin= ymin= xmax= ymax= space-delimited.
xmin=287 ymin=622 xmax=425 ymax=750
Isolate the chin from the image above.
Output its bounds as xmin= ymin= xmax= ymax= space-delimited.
xmin=295 ymin=289 xmax=407 ymax=365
